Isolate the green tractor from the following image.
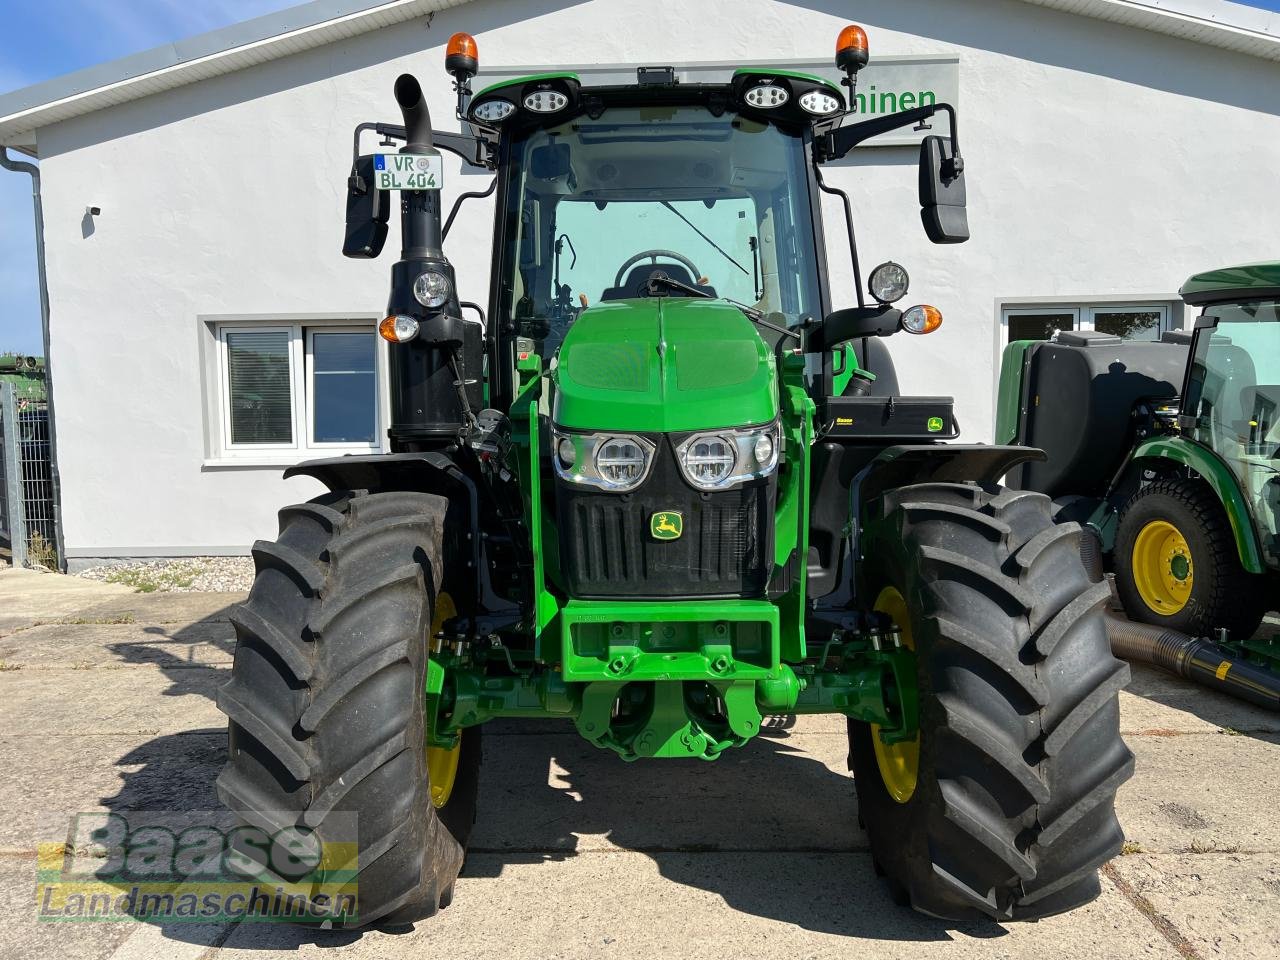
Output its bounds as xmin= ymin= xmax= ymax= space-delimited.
xmin=997 ymin=264 xmax=1280 ymax=682
xmin=216 ymin=25 xmax=1132 ymax=928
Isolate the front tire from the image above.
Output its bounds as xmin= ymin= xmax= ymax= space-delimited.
xmin=850 ymin=482 xmax=1134 ymax=921
xmin=1114 ymin=477 xmax=1266 ymax=639
xmin=215 ymin=490 xmax=480 ymax=928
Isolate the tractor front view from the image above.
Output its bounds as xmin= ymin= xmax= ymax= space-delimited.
xmin=215 ymin=25 xmax=1132 ymax=928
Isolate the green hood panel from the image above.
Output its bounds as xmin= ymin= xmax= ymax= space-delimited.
xmin=552 ymin=299 xmax=778 ymax=432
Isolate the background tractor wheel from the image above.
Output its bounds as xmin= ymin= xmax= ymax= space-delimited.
xmin=1114 ymin=477 xmax=1266 ymax=639
xmin=849 ymin=482 xmax=1134 ymax=921
xmin=216 ymin=490 xmax=481 ymax=928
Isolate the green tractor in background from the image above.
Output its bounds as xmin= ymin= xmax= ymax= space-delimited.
xmin=998 ymin=263 xmax=1280 ymax=687
xmin=216 ymin=25 xmax=1132 ymax=928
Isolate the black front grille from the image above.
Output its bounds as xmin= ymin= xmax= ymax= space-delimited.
xmin=555 ymin=436 xmax=775 ymax=599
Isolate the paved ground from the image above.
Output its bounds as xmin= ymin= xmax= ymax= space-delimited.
xmin=0 ymin=566 xmax=1277 ymax=959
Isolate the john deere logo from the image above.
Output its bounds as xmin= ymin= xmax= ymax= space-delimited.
xmin=651 ymin=511 xmax=683 ymax=541
xmin=927 ymin=416 xmax=945 ymax=433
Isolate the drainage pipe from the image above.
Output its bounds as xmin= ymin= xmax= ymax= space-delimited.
xmin=1 ymin=148 xmax=66 ymax=571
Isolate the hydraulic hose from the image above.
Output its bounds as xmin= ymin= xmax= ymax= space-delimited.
xmin=1103 ymin=611 xmax=1280 ymax=711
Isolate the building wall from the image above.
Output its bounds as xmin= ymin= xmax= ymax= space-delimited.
xmin=33 ymin=0 xmax=1280 ymax=558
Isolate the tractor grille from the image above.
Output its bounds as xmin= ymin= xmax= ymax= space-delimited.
xmin=555 ymin=436 xmax=775 ymax=599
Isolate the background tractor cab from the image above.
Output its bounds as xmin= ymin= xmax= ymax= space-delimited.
xmin=998 ymin=262 xmax=1280 ymax=677
xmin=215 ymin=26 xmax=1133 ymax=930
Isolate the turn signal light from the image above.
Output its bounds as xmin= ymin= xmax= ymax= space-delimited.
xmin=901 ymin=304 xmax=942 ymax=335
xmin=836 ymin=24 xmax=869 ymax=74
xmin=379 ymin=315 xmax=420 ymax=343
xmin=445 ymin=32 xmax=478 ymax=79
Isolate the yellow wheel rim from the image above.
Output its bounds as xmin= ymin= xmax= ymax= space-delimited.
xmin=426 ymin=592 xmax=460 ymax=809
xmin=871 ymin=586 xmax=919 ymax=804
xmin=1131 ymin=520 xmax=1194 ymax=616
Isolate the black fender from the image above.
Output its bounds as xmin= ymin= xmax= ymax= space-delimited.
xmin=808 ymin=443 xmax=1045 ymax=602
xmin=285 ymin=453 xmax=518 ymax=637
xmin=855 ymin=443 xmax=1046 ymax=511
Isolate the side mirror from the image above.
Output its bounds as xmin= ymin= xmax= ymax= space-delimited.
xmin=342 ymin=155 xmax=389 ymax=259
xmin=919 ymin=135 xmax=968 ymax=244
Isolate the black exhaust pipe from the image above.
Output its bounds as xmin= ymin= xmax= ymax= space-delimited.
xmin=1103 ymin=611 xmax=1280 ymax=711
xmin=383 ymin=73 xmax=481 ymax=448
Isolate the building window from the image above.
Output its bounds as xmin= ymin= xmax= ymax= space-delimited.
xmin=1002 ymin=302 xmax=1174 ymax=344
xmin=214 ymin=321 xmax=380 ymax=459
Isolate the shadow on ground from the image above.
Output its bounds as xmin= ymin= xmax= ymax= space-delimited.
xmin=91 ymin=598 xmax=1008 ymax=946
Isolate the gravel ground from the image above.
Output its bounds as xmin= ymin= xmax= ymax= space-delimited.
xmin=76 ymin=556 xmax=254 ymax=592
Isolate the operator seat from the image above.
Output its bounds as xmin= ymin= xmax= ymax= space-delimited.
xmin=599 ymin=264 xmax=717 ymax=302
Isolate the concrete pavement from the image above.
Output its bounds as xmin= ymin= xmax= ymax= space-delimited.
xmin=0 ymin=566 xmax=1276 ymax=959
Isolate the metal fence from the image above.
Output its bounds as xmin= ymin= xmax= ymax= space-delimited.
xmin=0 ymin=380 xmax=59 ymax=569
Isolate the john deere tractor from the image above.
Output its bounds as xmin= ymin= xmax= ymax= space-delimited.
xmin=998 ymin=263 xmax=1280 ymax=685
xmin=216 ymin=25 xmax=1132 ymax=928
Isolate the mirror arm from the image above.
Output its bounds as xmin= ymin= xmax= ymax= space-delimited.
xmin=354 ymin=122 xmax=493 ymax=170
xmin=818 ymin=102 xmax=961 ymax=167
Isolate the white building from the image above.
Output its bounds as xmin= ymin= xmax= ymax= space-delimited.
xmin=1 ymin=0 xmax=1279 ymax=567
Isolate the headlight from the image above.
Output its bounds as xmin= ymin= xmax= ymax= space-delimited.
xmin=413 ymin=271 xmax=452 ymax=308
xmin=868 ymin=261 xmax=910 ymax=304
xmin=798 ymin=89 xmax=842 ymax=115
xmin=552 ymin=431 xmax=655 ymax=492
xmin=744 ymin=84 xmax=789 ymax=109
xmin=471 ymin=99 xmax=515 ymax=123
xmin=676 ymin=423 xmax=780 ymax=491
xmin=378 ymin=314 xmax=419 ymax=343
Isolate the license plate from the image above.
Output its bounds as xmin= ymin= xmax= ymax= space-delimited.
xmin=373 ymin=153 xmax=443 ymax=190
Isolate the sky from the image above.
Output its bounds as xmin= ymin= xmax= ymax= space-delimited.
xmin=2 ymin=0 xmax=1280 ymax=354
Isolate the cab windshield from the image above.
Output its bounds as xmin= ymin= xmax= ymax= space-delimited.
xmin=1187 ymin=299 xmax=1280 ymax=567
xmin=496 ymin=105 xmax=822 ymax=355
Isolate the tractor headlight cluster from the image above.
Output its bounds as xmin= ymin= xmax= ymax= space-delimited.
xmin=552 ymin=431 xmax=655 ymax=492
xmin=675 ymin=423 xmax=780 ymax=491
xmin=744 ymin=84 xmax=789 ymax=109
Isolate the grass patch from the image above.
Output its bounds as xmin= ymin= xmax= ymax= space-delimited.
xmin=104 ymin=564 xmax=202 ymax=593
xmin=1121 ymin=840 xmax=1145 ymax=855
xmin=0 ymin=661 xmax=20 ymax=672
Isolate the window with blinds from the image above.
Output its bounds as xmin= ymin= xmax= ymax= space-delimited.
xmin=225 ymin=330 xmax=293 ymax=444
xmin=213 ymin=321 xmax=381 ymax=459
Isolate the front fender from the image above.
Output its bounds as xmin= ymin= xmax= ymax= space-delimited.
xmin=1130 ymin=436 xmax=1266 ymax=574
xmin=854 ymin=444 xmax=1046 ymax=512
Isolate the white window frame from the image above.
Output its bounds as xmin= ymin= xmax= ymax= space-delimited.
xmin=201 ymin=314 xmax=387 ymax=466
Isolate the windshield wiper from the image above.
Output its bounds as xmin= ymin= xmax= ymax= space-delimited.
xmin=644 ymin=272 xmax=799 ymax=341
xmin=660 ymin=201 xmax=750 ymax=277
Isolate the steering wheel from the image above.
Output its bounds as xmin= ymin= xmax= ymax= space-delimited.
xmin=613 ymin=249 xmax=703 ymax=287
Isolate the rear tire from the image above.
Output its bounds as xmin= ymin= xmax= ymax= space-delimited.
xmin=1114 ymin=477 xmax=1266 ymax=639
xmin=850 ymin=482 xmax=1134 ymax=921
xmin=215 ymin=490 xmax=480 ymax=928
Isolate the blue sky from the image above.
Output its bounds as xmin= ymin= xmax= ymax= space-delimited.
xmin=2 ymin=0 xmax=1280 ymax=353
xmin=0 ymin=0 xmax=298 ymax=354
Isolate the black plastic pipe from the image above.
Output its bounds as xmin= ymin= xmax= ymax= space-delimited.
xmin=393 ymin=74 xmax=443 ymax=260
xmin=1103 ymin=611 xmax=1280 ymax=711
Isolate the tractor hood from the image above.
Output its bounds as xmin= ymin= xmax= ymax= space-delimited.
xmin=551 ymin=298 xmax=778 ymax=432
